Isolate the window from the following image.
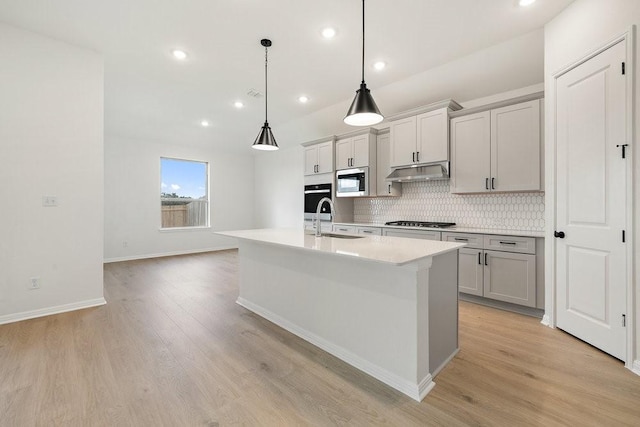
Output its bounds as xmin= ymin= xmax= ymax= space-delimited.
xmin=160 ymin=157 xmax=209 ymax=229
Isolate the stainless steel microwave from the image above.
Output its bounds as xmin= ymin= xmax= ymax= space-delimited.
xmin=336 ymin=167 xmax=369 ymax=197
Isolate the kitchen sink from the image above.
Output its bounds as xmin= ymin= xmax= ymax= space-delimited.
xmin=319 ymin=232 xmax=364 ymax=239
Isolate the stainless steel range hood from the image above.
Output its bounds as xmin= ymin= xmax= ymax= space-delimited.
xmin=385 ymin=161 xmax=450 ymax=182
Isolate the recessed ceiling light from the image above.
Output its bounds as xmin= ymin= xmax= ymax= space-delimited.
xmin=171 ymin=49 xmax=188 ymax=60
xmin=298 ymin=95 xmax=309 ymax=103
xmin=200 ymin=120 xmax=210 ymax=127
xmin=234 ymin=101 xmax=244 ymax=109
xmin=519 ymin=0 xmax=536 ymax=6
xmin=322 ymin=27 xmax=336 ymax=39
xmin=373 ymin=61 xmax=386 ymax=71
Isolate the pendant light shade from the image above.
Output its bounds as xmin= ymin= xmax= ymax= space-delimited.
xmin=344 ymin=0 xmax=383 ymax=126
xmin=252 ymin=39 xmax=278 ymax=151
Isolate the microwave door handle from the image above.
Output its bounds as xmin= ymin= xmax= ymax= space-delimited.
xmin=304 ymin=189 xmax=331 ymax=194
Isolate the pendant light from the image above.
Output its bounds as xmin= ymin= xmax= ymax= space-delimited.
xmin=344 ymin=0 xmax=383 ymax=126
xmin=252 ymin=39 xmax=279 ymax=150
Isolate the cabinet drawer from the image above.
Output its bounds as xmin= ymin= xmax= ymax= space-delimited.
xmin=383 ymin=229 xmax=441 ymax=241
xmin=483 ymin=235 xmax=535 ymax=254
xmin=333 ymin=225 xmax=357 ymax=233
xmin=441 ymin=232 xmax=483 ymax=249
xmin=357 ymin=226 xmax=382 ymax=236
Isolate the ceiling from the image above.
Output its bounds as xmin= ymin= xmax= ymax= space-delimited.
xmin=0 ymin=0 xmax=574 ymax=153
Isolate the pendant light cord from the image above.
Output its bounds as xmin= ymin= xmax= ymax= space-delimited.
xmin=361 ymin=0 xmax=365 ymax=84
xmin=264 ymin=46 xmax=268 ymax=123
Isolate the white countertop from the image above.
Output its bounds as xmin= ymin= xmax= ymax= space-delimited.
xmin=332 ymin=222 xmax=545 ymax=238
xmin=217 ymin=228 xmax=465 ymax=266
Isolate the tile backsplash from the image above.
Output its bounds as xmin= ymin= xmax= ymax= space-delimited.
xmin=354 ymin=180 xmax=545 ymax=231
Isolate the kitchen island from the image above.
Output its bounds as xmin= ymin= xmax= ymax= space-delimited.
xmin=216 ymin=228 xmax=465 ymax=401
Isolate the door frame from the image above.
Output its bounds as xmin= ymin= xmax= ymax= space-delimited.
xmin=544 ymin=26 xmax=635 ymax=369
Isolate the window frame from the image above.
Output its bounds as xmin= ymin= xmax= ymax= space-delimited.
xmin=159 ymin=157 xmax=210 ymax=230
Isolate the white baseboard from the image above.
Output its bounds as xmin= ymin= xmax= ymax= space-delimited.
xmin=540 ymin=314 xmax=551 ymax=327
xmin=0 ymin=297 xmax=107 ymax=325
xmin=237 ymin=297 xmax=434 ymax=402
xmin=103 ymin=245 xmax=237 ymax=263
xmin=632 ymin=360 xmax=640 ymax=376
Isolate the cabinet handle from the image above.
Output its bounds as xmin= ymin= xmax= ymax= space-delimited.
xmin=454 ymin=237 xmax=468 ymax=241
xmin=416 ymin=151 xmax=420 ymax=162
xmin=412 ymin=152 xmax=415 ymax=162
xmin=499 ymin=241 xmax=517 ymax=245
xmin=362 ymin=230 xmax=374 ymax=234
xmin=491 ymin=177 xmax=495 ymax=190
xmin=484 ymin=253 xmax=488 ymax=266
xmin=478 ymin=252 xmax=482 ymax=265
xmin=554 ymin=231 xmax=565 ymax=239
xmin=388 ymin=184 xmax=391 ymax=194
xmin=485 ymin=178 xmax=489 ymax=190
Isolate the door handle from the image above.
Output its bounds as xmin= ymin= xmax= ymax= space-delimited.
xmin=554 ymin=231 xmax=565 ymax=239
xmin=388 ymin=184 xmax=391 ymax=194
xmin=478 ymin=252 xmax=481 ymax=265
xmin=416 ymin=151 xmax=420 ymax=162
xmin=485 ymin=178 xmax=489 ymax=190
xmin=484 ymin=253 xmax=488 ymax=266
xmin=491 ymin=177 xmax=495 ymax=190
xmin=412 ymin=152 xmax=415 ymax=162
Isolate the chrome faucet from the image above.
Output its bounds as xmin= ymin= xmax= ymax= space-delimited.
xmin=315 ymin=197 xmax=335 ymax=237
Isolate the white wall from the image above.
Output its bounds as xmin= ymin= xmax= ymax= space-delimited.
xmin=544 ymin=0 xmax=639 ymax=370
xmin=0 ymin=24 xmax=104 ymax=323
xmin=104 ymin=136 xmax=255 ymax=261
xmin=253 ymin=145 xmax=304 ymax=229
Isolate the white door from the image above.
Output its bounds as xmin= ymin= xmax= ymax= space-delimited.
xmin=417 ymin=108 xmax=448 ymax=163
xmin=555 ymin=41 xmax=627 ymax=360
xmin=335 ymin=138 xmax=352 ymax=170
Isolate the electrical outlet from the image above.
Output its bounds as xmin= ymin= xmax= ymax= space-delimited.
xmin=42 ymin=196 xmax=58 ymax=207
xmin=29 ymin=277 xmax=41 ymax=290
xmin=122 ymin=241 xmax=128 ymax=248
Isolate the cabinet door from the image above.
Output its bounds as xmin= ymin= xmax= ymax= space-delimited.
xmin=317 ymin=141 xmax=334 ymax=174
xmin=450 ymin=111 xmax=491 ymax=193
xmin=484 ymin=250 xmax=536 ymax=307
xmin=417 ymin=108 xmax=449 ymax=163
xmin=335 ymin=138 xmax=352 ymax=170
xmin=458 ymin=248 xmax=484 ymax=296
xmin=304 ymin=146 xmax=318 ymax=175
xmin=351 ymin=134 xmax=370 ymax=167
xmin=490 ymin=100 xmax=541 ymax=192
xmin=390 ymin=116 xmax=417 ymax=167
xmin=376 ymin=133 xmax=401 ymax=197
xmin=383 ymin=229 xmax=441 ymax=241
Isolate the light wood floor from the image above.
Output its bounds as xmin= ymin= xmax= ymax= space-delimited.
xmin=1 ymin=250 xmax=639 ymax=426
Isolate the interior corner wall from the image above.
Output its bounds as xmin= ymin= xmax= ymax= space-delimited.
xmin=543 ymin=0 xmax=640 ymax=367
xmin=253 ymin=145 xmax=304 ymax=229
xmin=0 ymin=23 xmax=104 ymax=323
xmin=104 ymin=136 xmax=255 ymax=261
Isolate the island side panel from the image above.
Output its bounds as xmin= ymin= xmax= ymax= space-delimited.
xmin=235 ymin=241 xmax=426 ymax=398
xmin=427 ymin=250 xmax=459 ymax=377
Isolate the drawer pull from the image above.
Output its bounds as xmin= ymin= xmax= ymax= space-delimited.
xmin=499 ymin=241 xmax=517 ymax=245
xmin=454 ymin=237 xmax=468 ymax=241
xmin=362 ymin=230 xmax=374 ymax=234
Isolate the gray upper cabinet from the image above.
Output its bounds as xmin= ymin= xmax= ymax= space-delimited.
xmin=389 ymin=107 xmax=450 ymax=168
xmin=450 ymin=99 xmax=542 ymax=194
xmin=304 ymin=139 xmax=334 ymax=175
xmin=376 ymin=131 xmax=401 ymax=197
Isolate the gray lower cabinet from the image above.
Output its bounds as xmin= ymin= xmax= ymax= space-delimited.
xmin=332 ymin=224 xmax=356 ymax=233
xmin=383 ymin=228 xmax=441 ymax=241
xmin=458 ymin=247 xmax=484 ymax=296
xmin=443 ymin=232 xmax=537 ymax=308
xmin=356 ymin=226 xmax=382 ymax=236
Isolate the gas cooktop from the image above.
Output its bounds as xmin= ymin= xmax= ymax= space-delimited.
xmin=385 ymin=221 xmax=456 ymax=228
